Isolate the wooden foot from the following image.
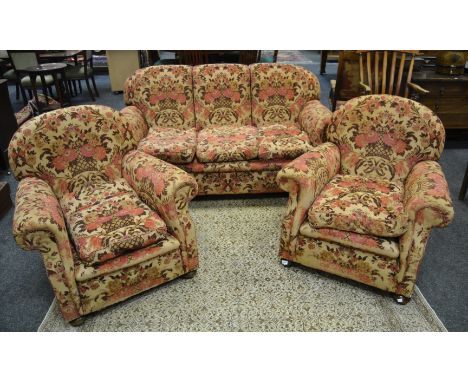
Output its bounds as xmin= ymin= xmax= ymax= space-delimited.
xmin=394 ymin=295 xmax=411 ymax=305
xmin=281 ymin=259 xmax=292 ymax=267
xmin=181 ymin=270 xmax=197 ymax=279
xmin=69 ymin=317 xmax=85 ymax=327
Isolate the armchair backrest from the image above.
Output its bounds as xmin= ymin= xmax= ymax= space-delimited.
xmin=8 ymin=105 xmax=146 ymax=196
xmin=193 ymin=64 xmax=252 ymax=130
xmin=327 ymin=95 xmax=445 ymax=183
xmin=250 ymin=63 xmax=320 ymax=126
xmin=124 ymin=65 xmax=195 ymax=131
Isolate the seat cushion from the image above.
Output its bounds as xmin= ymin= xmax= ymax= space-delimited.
xmin=257 ymin=124 xmax=312 ymax=160
xmin=63 ymin=176 xmax=167 ymax=266
xmin=308 ymin=174 xmax=409 ymax=237
xmin=21 ymin=74 xmax=55 ymax=87
xmin=138 ymin=128 xmax=196 ymax=164
xmin=300 ymin=222 xmax=400 ymax=259
xmin=196 ymin=125 xmax=258 ymax=163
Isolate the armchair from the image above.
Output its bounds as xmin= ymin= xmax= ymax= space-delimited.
xmin=9 ymin=105 xmax=199 ymax=325
xmin=277 ymin=95 xmax=454 ymax=302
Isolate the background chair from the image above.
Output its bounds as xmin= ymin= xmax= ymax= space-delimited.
xmin=329 ymin=51 xmax=361 ymax=111
xmin=64 ymin=50 xmax=99 ymax=101
xmin=277 ymin=95 xmax=454 ymax=303
xmin=358 ymin=50 xmax=429 ymax=98
xmin=8 ymin=104 xmax=199 ymax=325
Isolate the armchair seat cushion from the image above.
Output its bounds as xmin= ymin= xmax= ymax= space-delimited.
xmin=65 ymin=179 xmax=167 ymax=266
xmin=257 ymin=124 xmax=311 ymax=160
xmin=308 ymin=175 xmax=409 ymax=237
xmin=138 ymin=128 xmax=196 ymax=164
xmin=196 ymin=125 xmax=258 ymax=163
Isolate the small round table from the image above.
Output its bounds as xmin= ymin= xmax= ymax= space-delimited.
xmin=23 ymin=63 xmax=70 ymax=112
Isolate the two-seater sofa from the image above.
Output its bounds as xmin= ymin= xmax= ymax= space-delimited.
xmin=124 ymin=63 xmax=332 ymax=195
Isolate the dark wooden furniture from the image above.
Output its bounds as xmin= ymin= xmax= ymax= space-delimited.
xmin=0 ymin=79 xmax=18 ymax=171
xmin=358 ymin=51 xmax=429 ymax=98
xmin=178 ymin=51 xmax=210 ymax=65
xmin=0 ymin=182 xmax=12 ymax=217
xmin=460 ymin=162 xmax=468 ymax=200
xmin=412 ymin=71 xmax=468 ymax=129
xmin=63 ymin=50 xmax=99 ymax=101
xmin=39 ymin=50 xmax=83 ymax=63
xmin=320 ymin=50 xmax=339 ymax=74
xmin=329 ymin=51 xmax=361 ymax=111
xmin=24 ymin=63 xmax=70 ymax=112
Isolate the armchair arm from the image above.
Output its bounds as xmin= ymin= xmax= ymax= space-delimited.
xmin=404 ymin=161 xmax=454 ymax=228
xmin=359 ymin=81 xmax=372 ymax=95
xmin=122 ymin=150 xmax=199 ymax=271
xmin=119 ymin=106 xmax=149 ymax=153
xmin=13 ymin=177 xmax=81 ymax=321
xmin=276 ymin=143 xmax=341 ymax=258
xmin=298 ymin=100 xmax=333 ymax=146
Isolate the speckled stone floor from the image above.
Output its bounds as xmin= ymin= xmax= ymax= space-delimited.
xmin=39 ymin=196 xmax=446 ymax=332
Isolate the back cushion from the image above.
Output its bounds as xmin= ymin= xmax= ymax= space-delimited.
xmin=326 ymin=95 xmax=445 ymax=183
xmin=124 ymin=65 xmax=195 ymax=131
xmin=193 ymin=64 xmax=252 ymax=130
xmin=250 ymin=64 xmax=320 ymax=126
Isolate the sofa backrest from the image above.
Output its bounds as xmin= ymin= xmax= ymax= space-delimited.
xmin=124 ymin=65 xmax=195 ymax=131
xmin=193 ymin=64 xmax=252 ymax=130
xmin=326 ymin=95 xmax=445 ymax=183
xmin=250 ymin=63 xmax=320 ymax=126
xmin=8 ymin=105 xmax=145 ymax=197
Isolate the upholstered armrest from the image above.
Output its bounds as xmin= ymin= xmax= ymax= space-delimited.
xmin=404 ymin=161 xmax=454 ymax=228
xmin=298 ymin=100 xmax=333 ymax=146
xmin=13 ymin=177 xmax=80 ymax=319
xmin=276 ymin=143 xmax=341 ymax=258
xmin=119 ymin=106 xmax=149 ymax=152
xmin=122 ymin=150 xmax=199 ymax=270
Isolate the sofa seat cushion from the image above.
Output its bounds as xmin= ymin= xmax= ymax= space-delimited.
xmin=65 ymin=180 xmax=167 ymax=266
xmin=308 ymin=175 xmax=409 ymax=237
xmin=196 ymin=125 xmax=258 ymax=163
xmin=138 ymin=128 xmax=196 ymax=164
xmin=257 ymin=124 xmax=312 ymax=160
xmin=300 ymin=222 xmax=400 ymax=259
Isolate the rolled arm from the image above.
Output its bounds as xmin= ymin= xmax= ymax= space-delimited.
xmin=276 ymin=143 xmax=341 ymax=258
xmin=119 ymin=106 xmax=149 ymax=153
xmin=298 ymin=100 xmax=333 ymax=146
xmin=13 ymin=177 xmax=81 ymax=320
xmin=122 ymin=150 xmax=199 ymax=271
xmin=404 ymin=161 xmax=454 ymax=228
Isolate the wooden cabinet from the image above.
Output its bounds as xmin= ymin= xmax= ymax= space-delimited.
xmin=412 ymin=71 xmax=468 ymax=129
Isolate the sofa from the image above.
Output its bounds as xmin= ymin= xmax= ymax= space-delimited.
xmin=124 ymin=63 xmax=332 ymax=195
xmin=277 ymin=95 xmax=454 ymax=302
xmin=8 ymin=105 xmax=199 ymax=324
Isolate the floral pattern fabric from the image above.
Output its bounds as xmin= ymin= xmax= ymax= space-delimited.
xmin=257 ymin=124 xmax=312 ymax=160
xmin=308 ymin=174 xmax=409 ymax=237
xmin=196 ymin=125 xmax=258 ymax=163
xmin=298 ymin=100 xmax=332 ymax=146
xmin=138 ymin=127 xmax=197 ymax=164
xmin=251 ymin=63 xmax=320 ymax=126
xmin=327 ymin=95 xmax=445 ymax=183
xmin=193 ymin=64 xmax=252 ymax=130
xmin=181 ymin=158 xmax=289 ymax=174
xmin=124 ymin=65 xmax=195 ymax=131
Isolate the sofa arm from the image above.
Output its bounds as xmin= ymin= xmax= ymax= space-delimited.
xmin=119 ymin=106 xmax=149 ymax=153
xmin=13 ymin=177 xmax=81 ymax=321
xmin=122 ymin=150 xmax=199 ymax=271
xmin=276 ymin=143 xmax=340 ymax=258
xmin=404 ymin=161 xmax=454 ymax=228
xmin=298 ymin=100 xmax=333 ymax=146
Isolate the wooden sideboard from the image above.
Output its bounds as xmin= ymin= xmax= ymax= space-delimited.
xmin=412 ymin=71 xmax=468 ymax=129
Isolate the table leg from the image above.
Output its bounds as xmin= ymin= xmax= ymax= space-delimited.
xmin=30 ymin=73 xmax=40 ymax=112
xmin=320 ymin=50 xmax=328 ymax=75
xmin=40 ymin=74 xmax=49 ymax=106
xmin=459 ymin=162 xmax=468 ymax=200
xmin=52 ymin=72 xmax=64 ymax=107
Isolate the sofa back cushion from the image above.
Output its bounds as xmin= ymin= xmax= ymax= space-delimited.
xmin=8 ymin=105 xmax=140 ymax=197
xmin=124 ymin=65 xmax=195 ymax=131
xmin=250 ymin=64 xmax=320 ymax=126
xmin=193 ymin=64 xmax=252 ymax=130
xmin=326 ymin=95 xmax=445 ymax=183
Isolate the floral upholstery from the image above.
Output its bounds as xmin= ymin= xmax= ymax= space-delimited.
xmin=327 ymin=95 xmax=445 ymax=183
xmin=298 ymin=100 xmax=332 ymax=146
xmin=308 ymin=175 xmax=409 ymax=237
xmin=138 ymin=128 xmax=197 ymax=164
xmin=251 ymin=63 xmax=320 ymax=126
xmin=193 ymin=64 xmax=252 ymax=130
xmin=124 ymin=65 xmax=195 ymax=131
xmin=9 ymin=105 xmax=199 ymax=322
xmin=257 ymin=124 xmax=311 ymax=160
xmin=277 ymin=95 xmax=454 ymax=299
xmin=196 ymin=125 xmax=258 ymax=163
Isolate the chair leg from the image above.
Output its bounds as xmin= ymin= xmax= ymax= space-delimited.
xmin=72 ymin=80 xmax=77 ymax=95
xmin=84 ymin=77 xmax=95 ymax=101
xmin=15 ymin=83 xmax=20 ymax=99
xmin=394 ymin=294 xmax=411 ymax=305
xmin=91 ymin=75 xmax=99 ymax=97
xmin=458 ymin=162 xmax=468 ymax=200
xmin=78 ymin=80 xmax=82 ymax=94
xmin=20 ymin=85 xmax=28 ymax=105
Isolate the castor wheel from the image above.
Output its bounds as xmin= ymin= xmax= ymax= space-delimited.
xmin=181 ymin=270 xmax=197 ymax=279
xmin=69 ymin=317 xmax=85 ymax=327
xmin=280 ymin=259 xmax=291 ymax=267
xmin=394 ymin=295 xmax=411 ymax=305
